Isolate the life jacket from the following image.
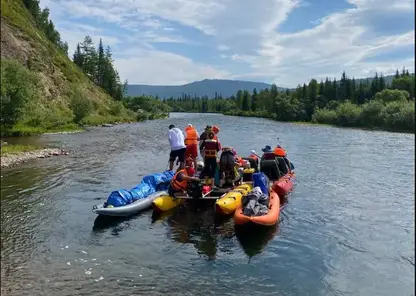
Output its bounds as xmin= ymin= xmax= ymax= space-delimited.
xmin=204 ymin=139 xmax=219 ymax=158
xmin=184 ymin=127 xmax=198 ymax=145
xmin=235 ymin=156 xmax=244 ymax=166
xmin=170 ymin=169 xmax=188 ymax=191
xmin=273 ymin=147 xmax=287 ymax=157
xmin=249 ymin=154 xmax=259 ymax=163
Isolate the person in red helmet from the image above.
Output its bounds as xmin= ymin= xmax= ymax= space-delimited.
xmin=168 ymin=164 xmax=200 ymax=198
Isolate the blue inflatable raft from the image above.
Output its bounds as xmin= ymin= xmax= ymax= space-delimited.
xmin=92 ymin=170 xmax=175 ymax=217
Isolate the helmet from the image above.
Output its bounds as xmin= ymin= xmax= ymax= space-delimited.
xmin=212 ymin=125 xmax=220 ymax=134
xmin=186 ymin=166 xmax=195 ymax=176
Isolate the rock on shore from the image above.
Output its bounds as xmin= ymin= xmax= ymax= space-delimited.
xmin=1 ymin=148 xmax=69 ymax=168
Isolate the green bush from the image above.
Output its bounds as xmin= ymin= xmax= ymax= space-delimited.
xmin=109 ymin=100 xmax=124 ymax=116
xmin=0 ymin=59 xmax=40 ymax=127
xmin=311 ymin=108 xmax=337 ymax=124
xmin=69 ymin=87 xmax=93 ymax=123
xmin=374 ymin=89 xmax=409 ymax=104
xmin=381 ymin=100 xmax=415 ymax=132
xmin=335 ymin=101 xmax=363 ymax=126
xmin=359 ymin=100 xmax=384 ymax=127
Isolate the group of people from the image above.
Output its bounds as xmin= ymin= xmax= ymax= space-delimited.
xmin=167 ymin=123 xmax=291 ymax=198
xmin=168 ymin=124 xmax=221 ymax=189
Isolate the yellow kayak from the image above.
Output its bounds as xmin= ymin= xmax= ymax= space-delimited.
xmin=152 ymin=194 xmax=185 ymax=212
xmin=215 ymin=183 xmax=253 ymax=215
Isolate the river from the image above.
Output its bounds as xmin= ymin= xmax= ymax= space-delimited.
xmin=1 ymin=113 xmax=414 ymax=296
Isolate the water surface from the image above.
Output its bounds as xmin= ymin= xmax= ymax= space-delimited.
xmin=1 ymin=113 xmax=414 ymax=296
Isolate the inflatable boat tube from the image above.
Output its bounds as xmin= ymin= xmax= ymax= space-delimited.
xmin=272 ymin=172 xmax=295 ymax=198
xmin=214 ymin=183 xmax=253 ymax=215
xmin=92 ymin=191 xmax=167 ymax=217
xmin=234 ymin=190 xmax=280 ymax=226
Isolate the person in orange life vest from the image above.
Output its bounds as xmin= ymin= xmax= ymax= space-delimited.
xmin=168 ymin=165 xmax=200 ymax=198
xmin=261 ymin=145 xmax=291 ymax=173
xmin=212 ymin=125 xmax=220 ymax=139
xmin=200 ymin=131 xmax=221 ymax=188
xmin=273 ymin=145 xmax=287 ymax=157
xmin=184 ymin=124 xmax=200 ymax=171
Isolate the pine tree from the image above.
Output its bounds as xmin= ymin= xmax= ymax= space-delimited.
xmin=251 ymin=88 xmax=257 ymax=111
xmin=96 ymin=38 xmax=105 ymax=86
xmin=395 ymin=69 xmax=400 ymax=79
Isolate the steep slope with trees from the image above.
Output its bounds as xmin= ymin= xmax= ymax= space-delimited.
xmin=1 ymin=0 xmax=169 ymax=136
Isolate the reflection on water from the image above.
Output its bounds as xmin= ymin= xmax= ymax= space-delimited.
xmin=1 ymin=112 xmax=414 ymax=296
xmin=235 ymin=224 xmax=279 ymax=258
xmin=166 ymin=204 xmax=234 ymax=260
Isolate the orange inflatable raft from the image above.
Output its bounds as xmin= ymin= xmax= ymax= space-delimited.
xmin=233 ymin=189 xmax=280 ymax=226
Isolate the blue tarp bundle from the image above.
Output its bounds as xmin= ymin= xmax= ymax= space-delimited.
xmin=252 ymin=172 xmax=269 ymax=195
xmin=105 ymin=170 xmax=175 ymax=207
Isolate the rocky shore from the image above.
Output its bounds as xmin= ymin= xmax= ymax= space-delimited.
xmin=1 ymin=148 xmax=69 ymax=168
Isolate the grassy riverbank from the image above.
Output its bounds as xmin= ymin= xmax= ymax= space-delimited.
xmin=1 ymin=144 xmax=39 ymax=154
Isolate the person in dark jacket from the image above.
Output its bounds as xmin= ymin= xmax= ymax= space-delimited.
xmin=200 ymin=131 xmax=221 ymax=188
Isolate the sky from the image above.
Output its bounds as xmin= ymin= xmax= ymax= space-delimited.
xmin=39 ymin=0 xmax=415 ymax=87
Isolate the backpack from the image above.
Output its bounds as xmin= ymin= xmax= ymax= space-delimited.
xmin=220 ymin=150 xmax=235 ymax=171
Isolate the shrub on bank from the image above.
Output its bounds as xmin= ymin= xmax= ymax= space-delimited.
xmin=311 ymin=90 xmax=414 ymax=132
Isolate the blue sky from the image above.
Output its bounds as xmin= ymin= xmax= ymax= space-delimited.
xmin=40 ymin=0 xmax=414 ymax=87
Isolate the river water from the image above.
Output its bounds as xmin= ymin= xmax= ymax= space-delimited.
xmin=1 ymin=113 xmax=414 ymax=296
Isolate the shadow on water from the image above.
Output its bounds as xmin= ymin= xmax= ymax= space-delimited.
xmin=92 ymin=211 xmax=148 ymax=235
xmin=164 ymin=201 xmax=234 ymax=260
xmin=234 ymin=198 xmax=288 ymax=259
xmin=235 ymin=223 xmax=279 ymax=259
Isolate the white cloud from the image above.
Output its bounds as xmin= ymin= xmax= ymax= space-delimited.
xmin=39 ymin=0 xmax=414 ymax=86
xmin=217 ymin=45 xmax=230 ymax=51
xmin=114 ymin=50 xmax=230 ymax=85
xmin=223 ymin=0 xmax=415 ymax=86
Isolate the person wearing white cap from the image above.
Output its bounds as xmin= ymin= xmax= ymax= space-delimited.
xmin=184 ymin=123 xmax=199 ymax=171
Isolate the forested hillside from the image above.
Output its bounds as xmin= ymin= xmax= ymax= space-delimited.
xmin=164 ymin=70 xmax=415 ymax=133
xmin=0 ymin=0 xmax=170 ymax=136
xmin=126 ymin=79 xmax=275 ymax=98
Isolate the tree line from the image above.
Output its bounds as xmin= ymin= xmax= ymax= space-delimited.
xmin=164 ymin=69 xmax=415 ymax=133
xmin=22 ymin=0 xmax=68 ymax=54
xmin=72 ymin=36 xmax=127 ymax=101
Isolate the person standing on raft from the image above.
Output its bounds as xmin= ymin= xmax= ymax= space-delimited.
xmin=168 ymin=124 xmax=186 ymax=171
xmin=184 ymin=124 xmax=199 ymax=171
xmin=200 ymin=131 xmax=221 ymax=189
xmin=168 ymin=165 xmax=200 ymax=198
xmin=199 ymin=125 xmax=220 ymax=158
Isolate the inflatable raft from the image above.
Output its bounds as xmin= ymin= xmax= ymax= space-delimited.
xmin=152 ymin=186 xmax=231 ymax=212
xmin=272 ymin=172 xmax=295 ymax=198
xmin=214 ymin=183 xmax=253 ymax=215
xmin=93 ymin=191 xmax=167 ymax=217
xmin=92 ymin=171 xmax=175 ymax=217
xmin=234 ymin=190 xmax=281 ymax=226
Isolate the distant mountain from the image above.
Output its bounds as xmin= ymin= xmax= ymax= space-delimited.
xmin=354 ymin=74 xmax=395 ymax=85
xmin=126 ymin=74 xmax=403 ymax=99
xmin=126 ymin=79 xmax=279 ymax=98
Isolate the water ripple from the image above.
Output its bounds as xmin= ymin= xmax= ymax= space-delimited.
xmin=1 ymin=113 xmax=414 ymax=296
